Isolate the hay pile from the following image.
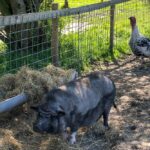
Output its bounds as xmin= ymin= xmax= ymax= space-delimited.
xmin=0 ymin=65 xmax=77 ymax=106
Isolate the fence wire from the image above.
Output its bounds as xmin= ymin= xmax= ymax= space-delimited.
xmin=0 ymin=21 xmax=52 ymax=74
xmin=0 ymin=0 xmax=150 ymax=76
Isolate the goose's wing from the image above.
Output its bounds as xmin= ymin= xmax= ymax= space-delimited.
xmin=134 ymin=36 xmax=150 ymax=56
xmin=136 ymin=36 xmax=150 ymax=47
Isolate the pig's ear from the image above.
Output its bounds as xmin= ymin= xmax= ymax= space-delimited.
xmin=57 ymin=106 xmax=65 ymax=116
xmin=30 ymin=106 xmax=39 ymax=112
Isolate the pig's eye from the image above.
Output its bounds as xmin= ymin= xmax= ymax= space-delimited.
xmin=45 ymin=114 xmax=51 ymax=118
xmin=39 ymin=112 xmax=43 ymax=117
xmin=39 ymin=112 xmax=45 ymax=117
xmin=39 ymin=112 xmax=51 ymax=118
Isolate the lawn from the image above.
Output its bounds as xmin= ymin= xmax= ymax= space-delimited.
xmin=54 ymin=0 xmax=107 ymax=8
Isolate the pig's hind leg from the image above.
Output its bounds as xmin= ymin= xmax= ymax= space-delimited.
xmin=103 ymin=110 xmax=110 ymax=129
xmin=102 ymin=95 xmax=115 ymax=129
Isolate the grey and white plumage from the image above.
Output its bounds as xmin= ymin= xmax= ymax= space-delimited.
xmin=129 ymin=16 xmax=150 ymax=57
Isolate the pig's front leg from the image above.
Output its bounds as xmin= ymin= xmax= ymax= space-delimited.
xmin=59 ymin=117 xmax=69 ymax=141
xmin=68 ymin=125 xmax=78 ymax=144
xmin=69 ymin=131 xmax=77 ymax=144
xmin=62 ymin=127 xmax=77 ymax=144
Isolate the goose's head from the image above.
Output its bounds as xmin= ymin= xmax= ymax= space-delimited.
xmin=129 ymin=16 xmax=137 ymax=29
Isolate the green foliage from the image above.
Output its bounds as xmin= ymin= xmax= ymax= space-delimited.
xmin=59 ymin=24 xmax=111 ymax=71
xmin=0 ymin=40 xmax=7 ymax=74
xmin=59 ymin=33 xmax=82 ymax=71
xmin=39 ymin=0 xmax=54 ymax=11
xmin=4 ymin=47 xmax=51 ymax=74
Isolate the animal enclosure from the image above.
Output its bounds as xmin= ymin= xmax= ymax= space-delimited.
xmin=0 ymin=0 xmax=150 ymax=75
xmin=0 ymin=0 xmax=150 ymax=149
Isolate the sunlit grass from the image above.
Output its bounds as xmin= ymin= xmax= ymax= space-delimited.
xmin=54 ymin=0 xmax=108 ymax=8
xmin=59 ymin=0 xmax=150 ymax=70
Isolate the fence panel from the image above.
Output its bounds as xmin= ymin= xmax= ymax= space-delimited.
xmin=114 ymin=0 xmax=150 ymax=58
xmin=0 ymin=19 xmax=53 ymax=74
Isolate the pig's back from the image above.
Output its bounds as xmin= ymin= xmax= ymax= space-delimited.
xmin=60 ymin=73 xmax=114 ymax=115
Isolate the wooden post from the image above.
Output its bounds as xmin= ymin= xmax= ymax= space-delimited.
xmin=109 ymin=2 xmax=115 ymax=56
xmin=51 ymin=3 xmax=59 ymax=66
xmin=64 ymin=0 xmax=69 ymax=8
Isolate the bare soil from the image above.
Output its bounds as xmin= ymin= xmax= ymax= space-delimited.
xmin=0 ymin=57 xmax=150 ymax=150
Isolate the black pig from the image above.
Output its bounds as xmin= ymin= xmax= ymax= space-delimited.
xmin=31 ymin=72 xmax=117 ymax=144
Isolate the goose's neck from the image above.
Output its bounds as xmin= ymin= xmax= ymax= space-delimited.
xmin=131 ymin=25 xmax=140 ymax=39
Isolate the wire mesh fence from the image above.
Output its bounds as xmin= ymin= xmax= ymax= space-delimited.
xmin=0 ymin=0 xmax=150 ymax=76
xmin=0 ymin=20 xmax=52 ymax=74
xmin=114 ymin=0 xmax=150 ymax=57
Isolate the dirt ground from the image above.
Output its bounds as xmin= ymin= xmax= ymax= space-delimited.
xmin=0 ymin=56 xmax=150 ymax=150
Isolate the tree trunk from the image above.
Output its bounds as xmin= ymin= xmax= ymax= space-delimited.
xmin=0 ymin=0 xmax=45 ymax=51
xmin=0 ymin=0 xmax=11 ymax=15
xmin=62 ymin=0 xmax=69 ymax=9
xmin=9 ymin=0 xmax=28 ymax=51
xmin=9 ymin=0 xmax=26 ymax=14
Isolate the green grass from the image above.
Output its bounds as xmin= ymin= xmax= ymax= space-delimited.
xmin=5 ymin=48 xmax=51 ymax=73
xmin=54 ymin=0 xmax=107 ymax=8
xmin=59 ymin=0 xmax=150 ymax=70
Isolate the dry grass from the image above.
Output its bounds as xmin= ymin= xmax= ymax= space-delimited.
xmin=0 ymin=57 xmax=150 ymax=150
xmin=0 ymin=65 xmax=77 ymax=104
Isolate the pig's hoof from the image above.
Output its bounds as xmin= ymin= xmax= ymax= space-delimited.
xmin=69 ymin=138 xmax=76 ymax=145
xmin=68 ymin=132 xmax=77 ymax=144
xmin=104 ymin=126 xmax=110 ymax=130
